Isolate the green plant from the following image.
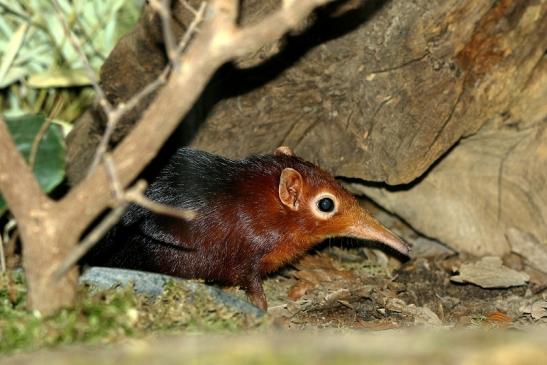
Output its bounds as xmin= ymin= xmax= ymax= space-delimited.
xmin=0 ymin=114 xmax=65 ymax=214
xmin=0 ymin=272 xmax=265 ymax=355
xmin=0 ymin=0 xmax=143 ymax=122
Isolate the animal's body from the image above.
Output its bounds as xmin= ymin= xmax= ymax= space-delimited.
xmin=86 ymin=147 xmax=410 ymax=310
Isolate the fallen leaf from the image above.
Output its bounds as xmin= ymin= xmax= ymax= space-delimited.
xmin=520 ymin=300 xmax=547 ymax=320
xmin=293 ymin=255 xmax=355 ymax=284
xmin=450 ymin=256 xmax=529 ymax=288
xmin=287 ymin=280 xmax=315 ymax=301
xmin=486 ymin=311 xmax=513 ymax=325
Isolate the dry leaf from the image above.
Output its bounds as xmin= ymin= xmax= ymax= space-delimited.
xmin=486 ymin=311 xmax=513 ymax=325
xmin=450 ymin=256 xmax=529 ymax=288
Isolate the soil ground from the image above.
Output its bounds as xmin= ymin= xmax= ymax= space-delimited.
xmin=1 ymin=201 xmax=546 ymax=362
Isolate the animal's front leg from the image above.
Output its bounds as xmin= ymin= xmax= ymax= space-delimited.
xmin=245 ymin=275 xmax=268 ymax=311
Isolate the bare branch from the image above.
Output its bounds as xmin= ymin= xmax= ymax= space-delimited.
xmin=87 ymin=2 xmax=207 ymax=183
xmin=29 ymin=117 xmax=54 ymax=169
xmin=220 ymin=0 xmax=332 ymax=59
xmin=50 ymin=174 xmax=197 ymax=281
xmin=0 ymin=0 xmax=335 ymax=313
xmin=125 ymin=190 xmax=197 ymax=221
xmin=51 ymin=0 xmax=119 ymax=175
xmin=121 ymin=68 xmax=171 ymax=117
xmin=49 ymin=197 xmax=135 ymax=282
xmin=61 ymin=0 xmax=335 ymax=235
xmin=104 ymin=153 xmax=195 ymax=219
xmin=0 ymin=118 xmax=51 ymax=219
xmin=88 ymin=2 xmax=205 ymax=174
xmin=0 ymin=234 xmax=5 ymax=273
xmin=107 ymin=149 xmax=196 ymax=220
xmin=213 ymin=0 xmax=239 ymax=25
xmin=103 ymin=154 xmax=124 ymax=200
xmin=50 ymin=0 xmax=112 ymax=114
xmin=174 ymin=1 xmax=207 ymax=67
xmin=88 ymin=65 xmax=172 ymax=174
xmin=177 ymin=0 xmax=199 ymax=15
xmin=150 ymin=0 xmax=177 ymax=62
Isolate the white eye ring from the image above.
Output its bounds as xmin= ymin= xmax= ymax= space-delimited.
xmin=310 ymin=193 xmax=338 ymax=219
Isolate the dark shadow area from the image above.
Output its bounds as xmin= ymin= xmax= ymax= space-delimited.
xmin=313 ymin=236 xmax=410 ymax=263
xmin=338 ymin=138 xmax=461 ymax=192
xmin=223 ymin=0 xmax=389 ymax=98
xmin=152 ymin=0 xmax=390 ymax=177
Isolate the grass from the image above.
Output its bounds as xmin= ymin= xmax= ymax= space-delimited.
xmin=0 ymin=271 xmax=265 ymax=355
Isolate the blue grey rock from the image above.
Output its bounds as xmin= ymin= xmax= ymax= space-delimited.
xmin=80 ymin=266 xmax=264 ymax=317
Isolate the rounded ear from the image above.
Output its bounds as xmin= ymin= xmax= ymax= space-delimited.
xmin=274 ymin=146 xmax=294 ymax=156
xmin=279 ymin=168 xmax=303 ymax=210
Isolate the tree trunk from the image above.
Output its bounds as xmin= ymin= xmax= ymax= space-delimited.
xmin=2 ymin=0 xmax=339 ymax=316
xmin=0 ymin=120 xmax=79 ymax=315
xmin=21 ymin=226 xmax=79 ymax=314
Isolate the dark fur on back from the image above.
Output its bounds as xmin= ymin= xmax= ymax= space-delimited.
xmin=84 ymin=147 xmax=334 ymax=287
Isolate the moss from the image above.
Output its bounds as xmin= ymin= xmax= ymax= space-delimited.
xmin=0 ymin=272 xmax=265 ymax=355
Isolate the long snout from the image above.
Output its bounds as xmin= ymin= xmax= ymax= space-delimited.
xmin=345 ymin=212 xmax=411 ymax=256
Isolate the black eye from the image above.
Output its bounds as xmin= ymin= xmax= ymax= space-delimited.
xmin=317 ymin=197 xmax=335 ymax=213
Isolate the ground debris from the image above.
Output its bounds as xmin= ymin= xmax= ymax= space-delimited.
xmin=264 ymin=249 xmax=545 ymax=329
xmin=80 ymin=267 xmax=263 ymax=317
xmin=507 ymin=227 xmax=547 ymax=275
xmin=450 ymin=256 xmax=529 ymax=288
xmin=286 ymin=254 xmax=357 ymax=301
xmin=520 ymin=297 xmax=547 ymax=321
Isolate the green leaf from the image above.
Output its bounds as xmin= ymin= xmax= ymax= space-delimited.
xmin=0 ymin=66 xmax=26 ymax=88
xmin=0 ymin=114 xmax=66 ymax=214
xmin=27 ymin=68 xmax=91 ymax=88
xmin=0 ymin=23 xmax=29 ymax=86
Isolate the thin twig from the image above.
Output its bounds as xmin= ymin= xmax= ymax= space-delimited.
xmin=0 ymin=234 xmax=5 ymax=273
xmin=103 ymin=154 xmax=124 ymax=200
xmin=50 ymin=181 xmax=147 ymax=281
xmin=50 ymin=203 xmax=129 ymax=281
xmin=174 ymin=1 xmax=207 ymax=67
xmin=51 ymin=0 xmax=123 ymax=176
xmin=50 ymin=0 xmax=112 ymax=114
xmin=125 ymin=190 xmax=197 ymax=220
xmin=150 ymin=0 xmax=177 ymax=62
xmin=88 ymin=115 xmax=118 ymax=174
xmin=107 ymin=153 xmax=196 ymax=220
xmin=89 ymin=1 xmax=205 ymax=173
xmin=106 ymin=152 xmax=195 ymax=221
xmin=88 ymin=67 xmax=170 ymax=174
xmin=50 ymin=175 xmax=195 ymax=281
xmin=117 ymin=67 xmax=170 ymax=117
xmin=178 ymin=0 xmax=198 ymax=15
xmin=28 ymin=117 xmax=53 ymax=169
xmin=62 ymin=0 xmax=336 ymax=228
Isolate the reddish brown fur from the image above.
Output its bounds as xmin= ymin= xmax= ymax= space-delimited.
xmin=86 ymin=147 xmax=410 ymax=310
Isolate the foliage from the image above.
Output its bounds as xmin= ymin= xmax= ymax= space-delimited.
xmin=0 ymin=271 xmax=138 ymax=354
xmin=0 ymin=114 xmax=65 ymax=214
xmin=0 ymin=272 xmax=265 ymax=355
xmin=0 ymin=0 xmax=143 ymax=122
